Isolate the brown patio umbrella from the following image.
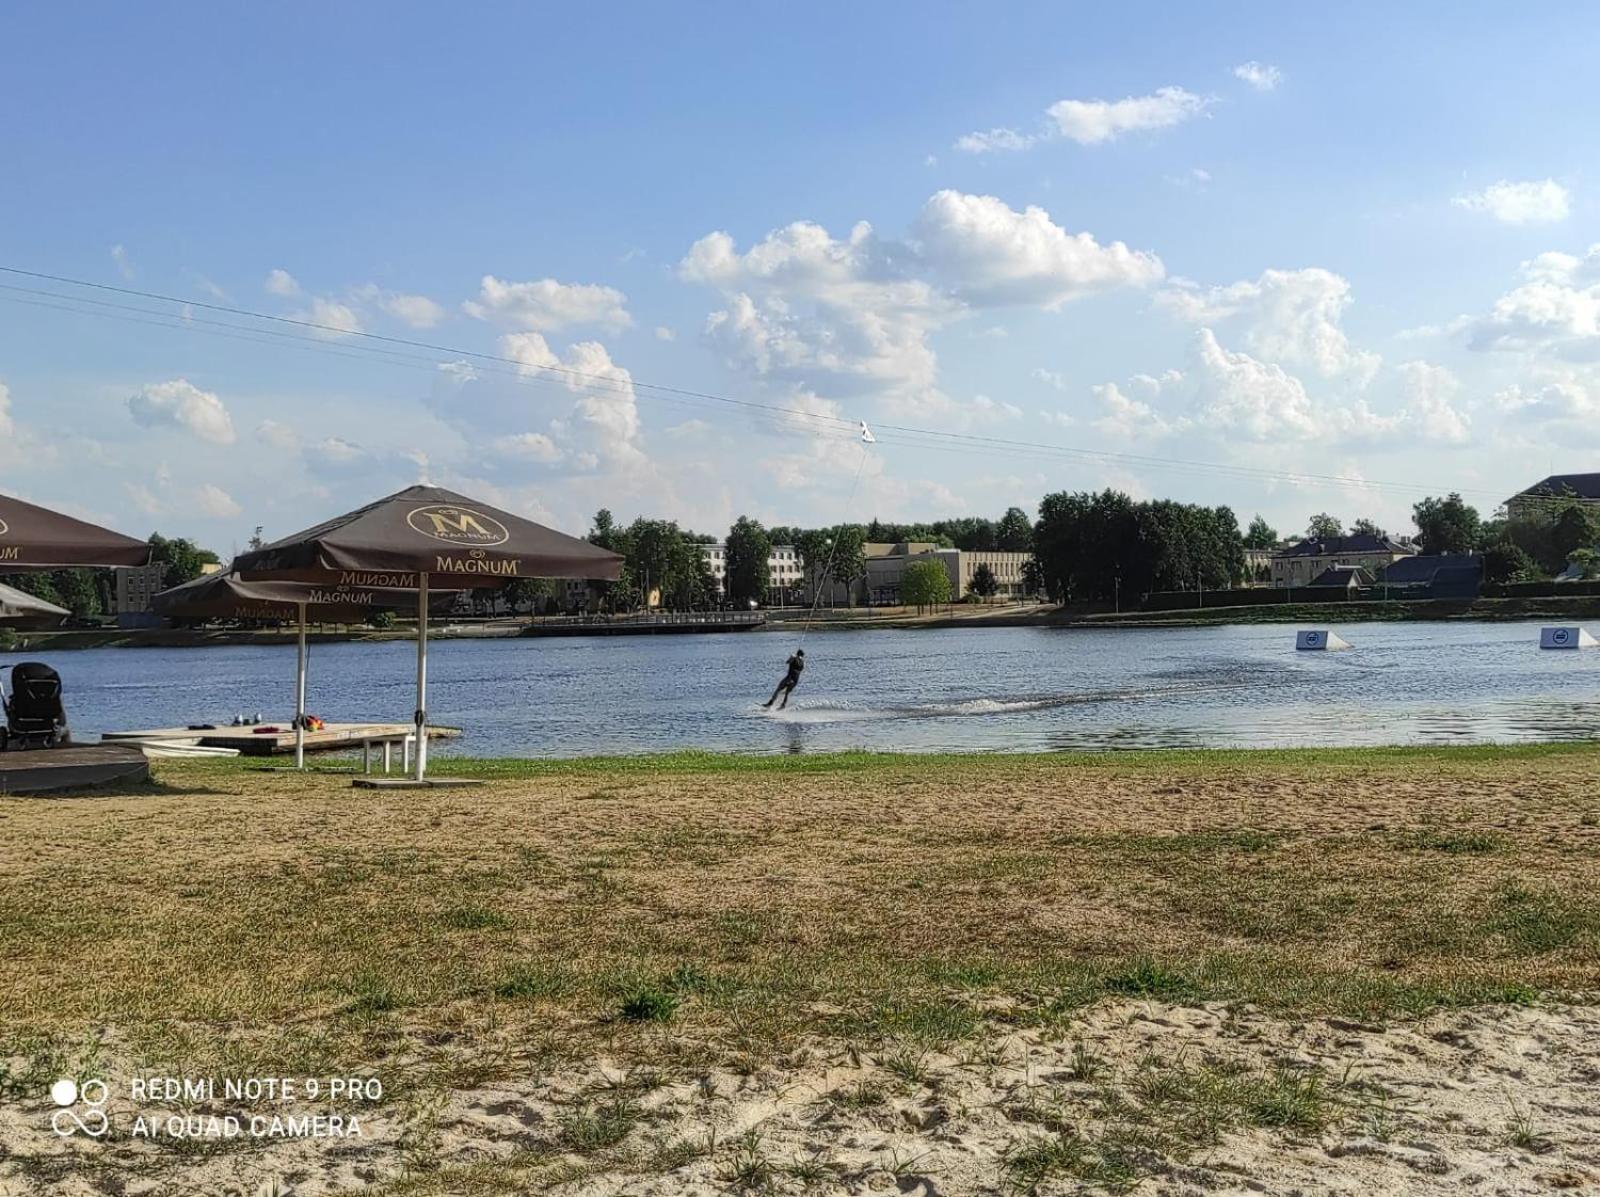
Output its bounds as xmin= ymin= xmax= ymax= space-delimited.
xmin=0 ymin=492 xmax=151 ymax=570
xmin=153 ymin=572 xmax=460 ymax=767
xmin=0 ymin=581 xmax=70 ymax=629
xmin=235 ymin=485 xmax=624 ymax=780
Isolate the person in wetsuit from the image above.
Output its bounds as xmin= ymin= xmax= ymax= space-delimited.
xmin=763 ymin=649 xmax=805 ymax=709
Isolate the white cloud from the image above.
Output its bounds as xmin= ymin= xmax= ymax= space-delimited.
xmin=0 ymin=381 xmax=12 ymax=440
xmin=501 ymin=332 xmax=647 ymax=470
xmin=1232 ymin=61 xmax=1282 ymax=91
xmin=1038 ymin=409 xmax=1076 ymax=429
xmin=1157 ymin=267 xmax=1380 ymax=382
xmin=1031 ymin=368 xmax=1069 ymax=391
xmin=1094 ymin=338 xmax=1467 ymax=446
xmin=464 ymin=275 xmax=631 ymax=332
xmin=265 ymin=269 xmax=301 ymax=298
xmin=127 ymin=379 xmax=237 ymax=444
xmin=125 ymin=482 xmax=163 ymax=516
xmin=654 ymin=326 xmax=676 ymax=342
xmin=1047 ymin=86 xmax=1209 ymax=145
xmin=361 ymin=287 xmax=445 ymax=329
xmin=256 ymin=419 xmax=299 ymax=450
xmin=970 ymin=394 xmax=1022 ymax=421
xmin=110 ymin=244 xmax=134 ymax=280
xmin=1452 ymin=179 xmax=1570 ymax=225
xmin=954 ymin=127 xmax=1039 ymax=154
xmin=956 ymin=85 xmax=1208 ymax=154
xmin=490 ymin=432 xmax=564 ymax=463
xmin=193 ymin=483 xmax=242 ymax=518
xmin=1396 ymin=360 xmax=1471 ymax=444
xmin=295 ymin=296 xmax=363 ymax=338
xmin=915 ymin=190 xmax=1164 ymax=306
xmin=682 ymin=193 xmax=1160 ymax=421
xmin=682 ymin=220 xmax=953 ymax=399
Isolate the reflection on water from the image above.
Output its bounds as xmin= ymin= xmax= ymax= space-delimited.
xmin=22 ymin=619 xmax=1600 ymax=757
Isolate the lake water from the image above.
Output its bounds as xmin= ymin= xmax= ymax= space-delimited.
xmin=14 ymin=621 xmax=1600 ymax=757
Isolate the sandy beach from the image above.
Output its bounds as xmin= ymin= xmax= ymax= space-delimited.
xmin=2 ymin=745 xmax=1597 ymax=1194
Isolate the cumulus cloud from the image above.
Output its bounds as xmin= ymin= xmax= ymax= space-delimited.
xmin=915 ymin=190 xmax=1165 ymax=306
xmin=127 ymin=379 xmax=237 ymax=444
xmin=681 ymin=192 xmax=1160 ymax=414
xmin=1156 ymin=267 xmax=1381 ymax=383
xmin=1495 ymin=374 xmax=1600 ymax=427
xmin=255 ymin=420 xmax=299 ymax=450
xmin=1047 ymin=86 xmax=1209 ymax=145
xmin=1396 ymin=360 xmax=1470 ymax=444
xmin=500 ymin=332 xmax=647 ymax=470
xmin=463 ymin=275 xmax=631 ymax=332
xmin=295 ymin=296 xmax=363 ymax=338
xmin=265 ymin=269 xmax=301 ymax=297
xmin=193 ymin=483 xmax=242 ymax=518
xmin=355 ymin=286 xmax=445 ymax=329
xmin=110 ymin=244 xmax=134 ymax=280
xmin=1092 ymin=337 xmax=1466 ymax=446
xmin=1232 ymin=61 xmax=1282 ymax=91
xmin=1469 ymin=246 xmax=1600 ymax=355
xmin=1452 ymin=179 xmax=1570 ymax=225
xmin=682 ymin=219 xmax=953 ymax=399
xmin=1032 ymin=368 xmax=1069 ymax=391
xmin=490 ymin=432 xmax=564 ymax=464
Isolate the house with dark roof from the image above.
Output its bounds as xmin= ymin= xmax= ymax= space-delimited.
xmin=1271 ymin=534 xmax=1415 ymax=588
xmin=1376 ymin=553 xmax=1483 ymax=598
xmin=1508 ymin=473 xmax=1600 ymax=515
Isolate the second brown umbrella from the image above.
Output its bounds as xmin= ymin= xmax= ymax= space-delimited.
xmin=154 ymin=572 xmax=459 ymax=767
xmin=236 ymin=486 xmax=623 ymax=780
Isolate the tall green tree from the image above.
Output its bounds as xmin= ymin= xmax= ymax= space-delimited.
xmin=970 ymin=562 xmax=999 ymax=600
xmin=828 ymin=524 xmax=867 ymax=604
xmin=996 ymin=506 xmax=1033 ymax=552
xmin=1306 ymin=513 xmax=1344 ymax=539
xmin=146 ymin=533 xmax=220 ymax=588
xmin=901 ymin=559 xmax=951 ymax=611
xmin=1411 ymin=493 xmax=1481 ymax=555
xmin=1351 ymin=518 xmax=1386 ymax=537
xmin=1243 ymin=515 xmax=1278 ymax=550
xmin=724 ymin=516 xmax=772 ymax=605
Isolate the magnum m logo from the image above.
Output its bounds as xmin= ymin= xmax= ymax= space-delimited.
xmin=406 ymin=505 xmax=510 ymax=547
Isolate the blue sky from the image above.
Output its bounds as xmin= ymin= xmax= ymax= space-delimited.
xmin=3 ymin=2 xmax=1598 ymax=553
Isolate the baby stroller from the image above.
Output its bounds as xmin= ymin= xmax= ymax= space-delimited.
xmin=1 ymin=662 xmax=70 ymax=750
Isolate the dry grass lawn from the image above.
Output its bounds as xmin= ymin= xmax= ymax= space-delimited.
xmin=2 ymin=744 xmax=1598 ymax=1194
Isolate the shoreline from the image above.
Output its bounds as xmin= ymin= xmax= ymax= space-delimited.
xmin=7 ymin=593 xmax=1600 ymax=650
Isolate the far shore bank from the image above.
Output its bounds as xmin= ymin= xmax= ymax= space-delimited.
xmin=6 ymin=594 xmax=1600 ymax=651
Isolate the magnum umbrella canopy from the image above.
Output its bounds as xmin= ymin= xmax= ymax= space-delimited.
xmin=153 ymin=571 xmax=460 ymax=768
xmin=152 ymin=571 xmax=456 ymax=623
xmin=0 ymin=581 xmax=70 ymax=628
xmin=234 ymin=484 xmax=624 ymax=585
xmin=0 ymin=492 xmax=151 ymax=570
xmin=235 ymin=486 xmax=624 ymax=782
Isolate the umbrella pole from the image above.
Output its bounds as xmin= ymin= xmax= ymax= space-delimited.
xmin=414 ymin=572 xmax=429 ymax=781
xmin=295 ymin=601 xmax=308 ymax=769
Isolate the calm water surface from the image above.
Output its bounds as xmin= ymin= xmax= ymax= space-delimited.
xmin=23 ymin=620 xmax=1600 ymax=756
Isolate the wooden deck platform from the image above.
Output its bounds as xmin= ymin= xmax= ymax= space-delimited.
xmin=0 ymin=744 xmax=151 ymax=795
xmin=101 ymin=721 xmax=463 ymax=757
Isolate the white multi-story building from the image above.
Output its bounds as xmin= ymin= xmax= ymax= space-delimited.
xmin=701 ymin=543 xmax=804 ymax=600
